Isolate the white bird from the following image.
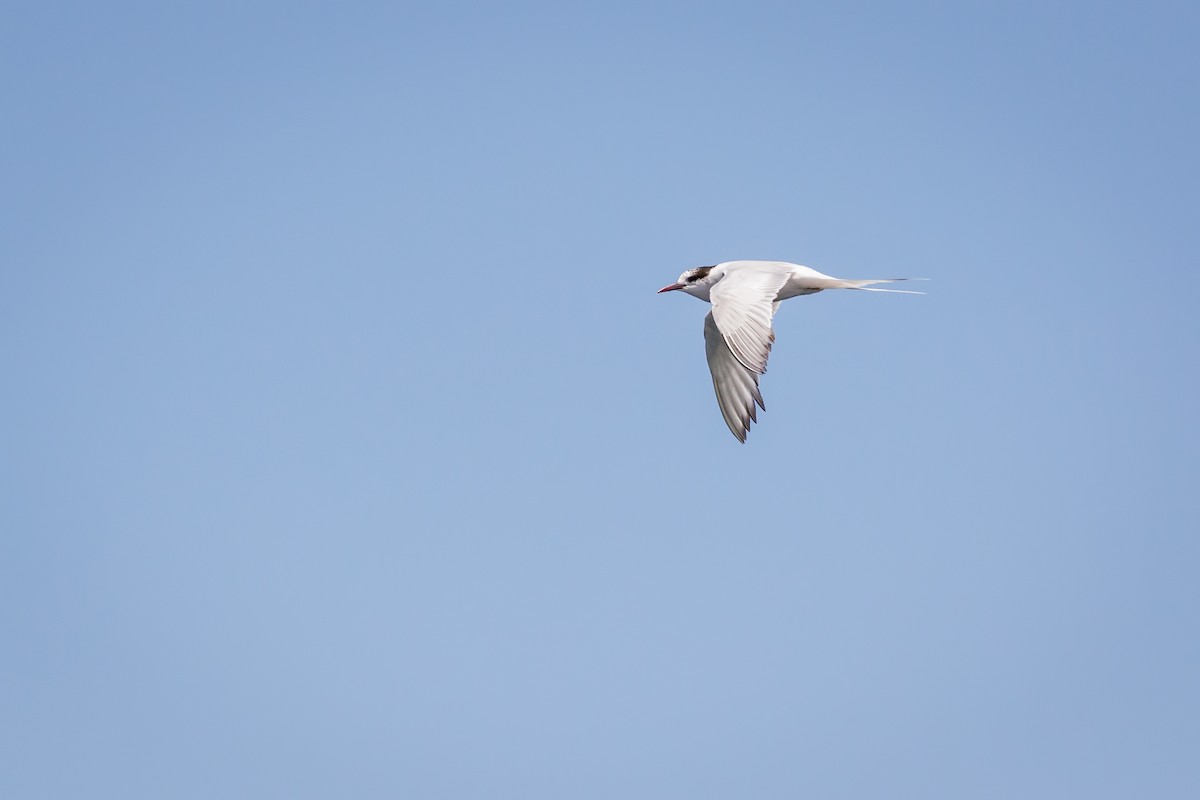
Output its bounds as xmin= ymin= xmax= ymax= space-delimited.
xmin=658 ymin=260 xmax=922 ymax=442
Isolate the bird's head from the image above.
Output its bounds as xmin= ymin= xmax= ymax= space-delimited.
xmin=657 ymin=266 xmax=716 ymax=298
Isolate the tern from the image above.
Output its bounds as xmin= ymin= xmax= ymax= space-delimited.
xmin=658 ymin=260 xmax=921 ymax=442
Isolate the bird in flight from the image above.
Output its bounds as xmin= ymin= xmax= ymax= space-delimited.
xmin=658 ymin=260 xmax=921 ymax=442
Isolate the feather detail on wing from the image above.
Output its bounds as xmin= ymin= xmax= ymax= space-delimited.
xmin=709 ymin=264 xmax=791 ymax=375
xmin=704 ymin=311 xmax=765 ymax=443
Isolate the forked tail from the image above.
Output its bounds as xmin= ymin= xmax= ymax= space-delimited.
xmin=840 ymin=278 xmax=926 ymax=295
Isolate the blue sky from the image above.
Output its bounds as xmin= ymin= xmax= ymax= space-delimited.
xmin=3 ymin=1 xmax=1198 ymax=797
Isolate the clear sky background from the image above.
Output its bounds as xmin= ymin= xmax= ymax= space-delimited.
xmin=3 ymin=2 xmax=1198 ymax=797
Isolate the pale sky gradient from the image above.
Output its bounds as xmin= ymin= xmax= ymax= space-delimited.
xmin=3 ymin=2 xmax=1199 ymax=798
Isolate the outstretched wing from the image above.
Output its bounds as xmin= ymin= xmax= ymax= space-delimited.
xmin=704 ymin=311 xmax=766 ymax=443
xmin=709 ymin=263 xmax=791 ymax=375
